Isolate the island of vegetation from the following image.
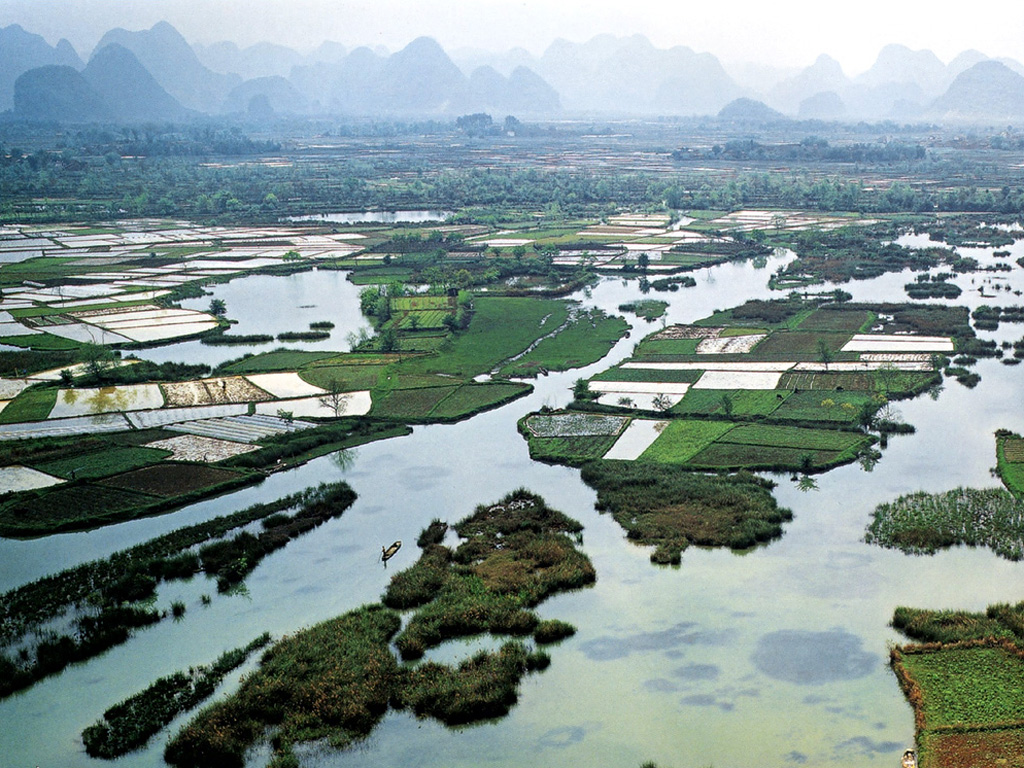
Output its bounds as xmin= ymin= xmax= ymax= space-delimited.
xmin=865 ymin=430 xmax=1024 ymax=559
xmin=164 ymin=489 xmax=594 ymax=768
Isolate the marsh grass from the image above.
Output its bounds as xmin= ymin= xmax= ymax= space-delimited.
xmin=0 ymin=482 xmax=357 ymax=699
xmin=580 ymin=461 xmax=792 ymax=562
xmin=164 ymin=606 xmax=400 ymax=768
xmin=167 ymin=490 xmax=589 ymax=765
xmin=866 ymin=487 xmax=1024 ymax=560
xmin=82 ymin=634 xmax=270 ymax=758
xmin=392 ymin=489 xmax=593 ymax=659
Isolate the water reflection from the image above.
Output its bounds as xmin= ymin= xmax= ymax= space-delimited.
xmin=752 ymin=629 xmax=878 ymax=685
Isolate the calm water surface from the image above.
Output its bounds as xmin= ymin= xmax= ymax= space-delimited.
xmin=3 ymin=247 xmax=1024 ymax=768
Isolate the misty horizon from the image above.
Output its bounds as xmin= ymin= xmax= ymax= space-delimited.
xmin=2 ymin=0 xmax=1024 ymax=76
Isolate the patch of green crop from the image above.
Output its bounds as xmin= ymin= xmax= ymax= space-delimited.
xmin=527 ymin=434 xmax=621 ymax=464
xmin=33 ymin=447 xmax=171 ymax=480
xmin=0 ymin=387 xmax=57 ymax=423
xmin=686 ymin=442 xmax=842 ymax=470
xmin=671 ymin=388 xmax=789 ymax=417
xmin=500 ymin=308 xmax=628 ymax=378
xmin=427 ymin=383 xmax=529 ymax=420
xmin=399 ymin=297 xmax=571 ymax=378
xmin=747 ymin=330 xmax=851 ymax=359
xmin=0 ymin=333 xmax=80 ymax=351
xmin=997 ymin=432 xmax=1024 ymax=499
xmin=901 ymin=647 xmax=1024 ymax=728
xmin=635 ymin=338 xmax=700 ymax=356
xmin=299 ymin=363 xmax=385 ymax=392
xmin=219 ymin=349 xmax=335 ymax=374
xmin=591 ymin=366 xmax=703 ymax=384
xmin=639 ymin=420 xmax=735 ymax=463
xmin=371 ymin=385 xmax=458 ymax=419
xmin=722 ymin=423 xmax=868 ymax=452
xmin=772 ymin=390 xmax=874 ymax=423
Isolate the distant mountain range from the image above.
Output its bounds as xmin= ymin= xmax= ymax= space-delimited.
xmin=5 ymin=21 xmax=1024 ymax=124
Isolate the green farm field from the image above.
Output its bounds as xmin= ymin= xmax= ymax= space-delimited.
xmin=722 ymin=423 xmax=870 ymax=452
xmin=671 ymin=388 xmax=789 ymax=417
xmin=500 ymin=309 xmax=628 ymax=377
xmin=33 ymin=447 xmax=171 ymax=480
xmin=899 ymin=646 xmax=1024 ymax=730
xmin=639 ymin=420 xmax=735 ymax=463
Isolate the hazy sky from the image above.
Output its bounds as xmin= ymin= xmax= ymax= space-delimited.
xmin=3 ymin=0 xmax=1023 ymax=74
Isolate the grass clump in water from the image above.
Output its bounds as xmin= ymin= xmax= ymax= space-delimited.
xmin=166 ymin=489 xmax=590 ymax=765
xmin=865 ymin=486 xmax=1024 ymax=560
xmin=82 ymin=633 xmax=270 ymax=759
xmin=580 ymin=461 xmax=792 ymax=563
xmin=165 ymin=606 xmax=401 ymax=768
xmin=389 ymin=489 xmax=594 ymax=659
xmin=392 ymin=641 xmax=548 ymax=724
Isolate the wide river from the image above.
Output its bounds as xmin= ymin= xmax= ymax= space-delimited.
xmin=3 ymin=239 xmax=1024 ymax=768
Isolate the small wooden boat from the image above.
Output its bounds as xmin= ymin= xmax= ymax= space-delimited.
xmin=381 ymin=540 xmax=402 ymax=563
xmin=901 ymin=749 xmax=917 ymax=768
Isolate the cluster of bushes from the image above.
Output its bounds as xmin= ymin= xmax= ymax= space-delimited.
xmin=164 ymin=606 xmax=401 ymax=768
xmin=276 ymin=330 xmax=330 ymax=342
xmin=201 ymin=333 xmax=274 ymax=346
xmin=385 ymin=489 xmax=592 ymax=659
xmin=973 ymin=305 xmax=1024 ymax=331
xmin=198 ymin=484 xmax=357 ymax=591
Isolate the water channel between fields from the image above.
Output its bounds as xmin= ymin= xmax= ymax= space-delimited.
xmin=2 ymin=246 xmax=1024 ymax=768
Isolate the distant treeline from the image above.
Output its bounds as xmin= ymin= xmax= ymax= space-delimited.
xmin=674 ymin=137 xmax=927 ymax=164
xmin=3 ymin=122 xmax=1024 ymax=223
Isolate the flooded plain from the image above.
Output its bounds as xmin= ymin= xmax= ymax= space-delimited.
xmin=2 ymin=246 xmax=1024 ymax=768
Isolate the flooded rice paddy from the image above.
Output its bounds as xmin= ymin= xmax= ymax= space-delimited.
xmin=2 ymin=247 xmax=1024 ymax=768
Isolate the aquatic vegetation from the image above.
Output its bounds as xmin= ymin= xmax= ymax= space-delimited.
xmin=392 ymin=489 xmax=593 ymax=659
xmin=580 ymin=461 xmax=791 ymax=563
xmin=164 ymin=606 xmax=401 ymax=768
xmin=393 ymin=642 xmax=550 ymax=724
xmin=82 ymin=634 xmax=271 ymax=758
xmin=865 ymin=487 xmax=1024 ymax=560
xmin=0 ymin=483 xmax=357 ymax=699
xmin=618 ymin=300 xmax=668 ymax=321
xmin=166 ymin=490 xmax=590 ymax=766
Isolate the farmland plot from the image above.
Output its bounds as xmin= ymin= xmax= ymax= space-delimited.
xmin=162 ymin=377 xmax=273 ymax=407
xmin=596 ymin=392 xmax=685 ymax=410
xmin=0 ymin=466 xmax=64 ymax=492
xmin=842 ymin=334 xmax=954 ymax=353
xmin=145 ymin=435 xmax=260 ymax=462
xmin=256 ymin=392 xmax=372 ymax=418
xmin=695 ymin=334 xmax=765 ymax=354
xmin=692 ymin=370 xmax=784 ymax=389
xmin=524 ymin=413 xmax=629 ymax=438
xmin=244 ymin=372 xmax=326 ymax=399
